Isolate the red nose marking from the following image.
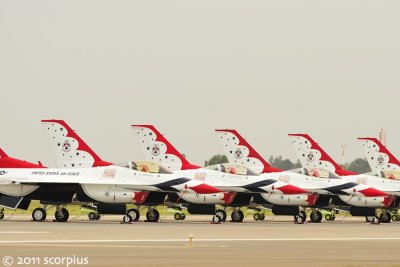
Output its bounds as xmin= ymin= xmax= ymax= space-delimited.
xmin=277 ymin=184 xmax=308 ymax=195
xmin=189 ymin=183 xmax=222 ymax=194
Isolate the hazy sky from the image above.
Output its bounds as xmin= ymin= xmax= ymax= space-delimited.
xmin=1 ymin=1 xmax=400 ymax=167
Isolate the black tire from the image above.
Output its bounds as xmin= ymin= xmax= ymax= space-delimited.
xmin=260 ymin=214 xmax=265 ymax=220
xmin=372 ymin=216 xmax=380 ymax=224
xmin=146 ymin=209 xmax=160 ymax=222
xmin=391 ymin=215 xmax=399 ymax=221
xmin=365 ymin=216 xmax=374 ymax=222
xmin=174 ymin=213 xmax=181 ymax=220
xmin=215 ymin=209 xmax=227 ymax=221
xmin=294 ymin=215 xmax=303 ymax=223
xmin=95 ymin=213 xmax=101 ymax=220
xmin=127 ymin=209 xmax=140 ymax=221
xmin=231 ymin=210 xmax=244 ymax=223
xmin=88 ymin=212 xmax=96 ymax=221
xmin=32 ymin=208 xmax=46 ymax=221
xmin=212 ymin=215 xmax=222 ymax=223
xmin=253 ymin=213 xmax=261 ymax=221
xmin=325 ymin=214 xmax=332 ymax=221
xmin=55 ymin=208 xmax=69 ymax=222
xmin=310 ymin=210 xmax=322 ymax=223
xmin=380 ymin=212 xmax=391 ymax=223
xmin=331 ymin=215 xmax=336 ymax=221
xmin=180 ymin=213 xmax=186 ymax=220
xmin=0 ymin=212 xmax=4 ymax=220
xmin=123 ymin=215 xmax=132 ymax=224
xmin=299 ymin=211 xmax=306 ymax=223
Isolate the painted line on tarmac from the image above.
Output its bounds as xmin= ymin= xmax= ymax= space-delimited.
xmin=0 ymin=231 xmax=50 ymax=234
xmin=0 ymin=237 xmax=400 ymax=244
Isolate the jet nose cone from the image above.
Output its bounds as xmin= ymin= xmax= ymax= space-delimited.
xmin=277 ymin=184 xmax=308 ymax=195
xmin=189 ymin=183 xmax=222 ymax=194
xmin=356 ymin=187 xmax=388 ymax=197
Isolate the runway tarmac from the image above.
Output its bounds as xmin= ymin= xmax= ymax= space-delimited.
xmin=0 ymin=215 xmax=400 ymax=267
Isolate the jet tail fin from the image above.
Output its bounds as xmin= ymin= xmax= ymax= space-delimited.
xmin=215 ymin=129 xmax=282 ymax=174
xmin=41 ymin=120 xmax=112 ymax=168
xmin=358 ymin=137 xmax=400 ymax=178
xmin=288 ymin=134 xmax=357 ymax=176
xmin=131 ymin=125 xmax=200 ymax=171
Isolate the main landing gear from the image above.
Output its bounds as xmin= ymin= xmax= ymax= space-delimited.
xmin=211 ymin=209 xmax=227 ymax=223
xmin=127 ymin=208 xmax=140 ymax=221
xmin=32 ymin=207 xmax=47 ymax=221
xmin=366 ymin=210 xmax=397 ymax=224
xmin=32 ymin=205 xmax=70 ymax=222
xmin=365 ymin=216 xmax=380 ymax=224
xmin=54 ymin=207 xmax=69 ymax=222
xmin=309 ymin=210 xmax=323 ymax=223
xmin=121 ymin=208 xmax=141 ymax=224
xmin=294 ymin=211 xmax=306 ymax=223
xmin=231 ymin=209 xmax=245 ymax=223
xmin=145 ymin=208 xmax=160 ymax=222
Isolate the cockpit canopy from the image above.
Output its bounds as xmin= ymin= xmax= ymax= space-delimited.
xmin=126 ymin=161 xmax=173 ymax=174
xmin=206 ymin=163 xmax=259 ymax=176
xmin=288 ymin=168 xmax=341 ymax=179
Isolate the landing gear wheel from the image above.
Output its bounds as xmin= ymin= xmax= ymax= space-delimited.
xmin=253 ymin=213 xmax=261 ymax=221
xmin=215 ymin=209 xmax=227 ymax=222
xmin=366 ymin=216 xmax=374 ymax=222
xmin=325 ymin=214 xmax=332 ymax=221
xmin=0 ymin=210 xmax=4 ymax=220
xmin=260 ymin=214 xmax=265 ymax=220
xmin=180 ymin=213 xmax=186 ymax=220
xmin=212 ymin=215 xmax=222 ymax=223
xmin=88 ymin=212 xmax=97 ymax=221
xmin=146 ymin=209 xmax=160 ymax=222
xmin=300 ymin=211 xmax=306 ymax=222
xmin=231 ymin=210 xmax=244 ymax=223
xmin=380 ymin=212 xmax=392 ymax=223
xmin=310 ymin=210 xmax=322 ymax=223
xmin=127 ymin=209 xmax=140 ymax=221
xmin=294 ymin=211 xmax=307 ymax=223
xmin=123 ymin=215 xmax=132 ymax=224
xmin=372 ymin=216 xmax=380 ymax=224
xmin=32 ymin=208 xmax=46 ymax=221
xmin=392 ymin=215 xmax=399 ymax=221
xmin=95 ymin=213 xmax=101 ymax=220
xmin=55 ymin=208 xmax=69 ymax=222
